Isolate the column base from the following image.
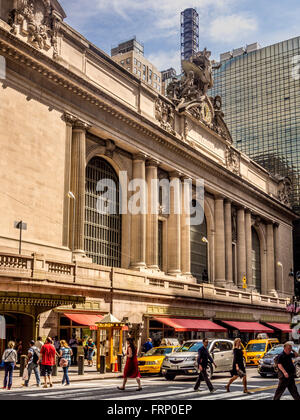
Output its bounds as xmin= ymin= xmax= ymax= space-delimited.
xmin=167 ymin=270 xmax=182 ymax=277
xmin=130 ymin=263 xmax=147 ymax=272
xmin=215 ymin=280 xmax=227 ymax=288
xmin=267 ymin=289 xmax=279 ymax=298
xmin=72 ymin=251 xmax=93 ymax=263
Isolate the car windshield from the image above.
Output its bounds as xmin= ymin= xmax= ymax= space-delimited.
xmin=246 ymin=343 xmax=266 ymax=352
xmin=144 ymin=347 xmax=173 ymax=356
xmin=265 ymin=346 xmax=283 ymax=356
xmin=176 ymin=341 xmax=210 ymax=353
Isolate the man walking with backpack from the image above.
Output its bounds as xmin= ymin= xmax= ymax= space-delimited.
xmin=24 ymin=340 xmax=41 ymax=388
xmin=274 ymin=342 xmax=300 ymax=400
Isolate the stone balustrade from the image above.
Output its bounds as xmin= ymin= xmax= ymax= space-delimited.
xmin=0 ymin=252 xmax=289 ymax=309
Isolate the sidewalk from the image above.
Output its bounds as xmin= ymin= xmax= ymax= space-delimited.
xmin=0 ymin=365 xmax=123 ymax=389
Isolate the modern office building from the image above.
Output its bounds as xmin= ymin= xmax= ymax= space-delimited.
xmin=181 ymin=8 xmax=199 ymax=62
xmin=210 ymin=38 xmax=300 ymax=272
xmin=111 ymin=37 xmax=162 ymax=93
xmin=161 ymin=67 xmax=177 ymax=95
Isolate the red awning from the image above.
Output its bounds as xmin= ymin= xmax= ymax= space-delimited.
xmin=263 ymin=323 xmax=292 ymax=333
xmin=155 ymin=318 xmax=227 ymax=332
xmin=221 ymin=321 xmax=274 ymax=333
xmin=64 ymin=313 xmax=103 ymax=330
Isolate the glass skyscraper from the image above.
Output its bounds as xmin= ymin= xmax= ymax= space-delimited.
xmin=210 ymin=37 xmax=300 ymax=271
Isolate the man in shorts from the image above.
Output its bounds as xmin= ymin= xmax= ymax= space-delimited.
xmin=39 ymin=337 xmax=56 ymax=388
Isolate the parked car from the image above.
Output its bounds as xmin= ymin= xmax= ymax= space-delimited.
xmin=258 ymin=344 xmax=300 ymax=378
xmin=245 ymin=338 xmax=279 ymax=366
xmin=138 ymin=346 xmax=179 ymax=375
xmin=161 ymin=339 xmax=234 ymax=381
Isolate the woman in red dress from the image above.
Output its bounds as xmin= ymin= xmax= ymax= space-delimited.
xmin=118 ymin=338 xmax=142 ymax=391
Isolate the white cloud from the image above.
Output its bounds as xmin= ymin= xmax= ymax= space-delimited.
xmin=147 ymin=49 xmax=181 ymax=73
xmin=209 ymin=14 xmax=258 ymax=44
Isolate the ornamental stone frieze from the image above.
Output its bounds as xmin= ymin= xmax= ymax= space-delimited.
xmin=7 ymin=0 xmax=65 ymax=58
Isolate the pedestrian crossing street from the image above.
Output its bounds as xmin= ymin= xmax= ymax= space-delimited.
xmin=0 ymin=378 xmax=295 ymax=400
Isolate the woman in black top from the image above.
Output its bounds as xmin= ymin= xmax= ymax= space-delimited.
xmin=226 ymin=338 xmax=251 ymax=394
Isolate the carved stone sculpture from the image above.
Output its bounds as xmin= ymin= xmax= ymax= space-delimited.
xmin=166 ymin=49 xmax=232 ymax=142
xmin=226 ymin=147 xmax=241 ymax=175
xmin=8 ymin=0 xmax=63 ymax=58
xmin=155 ymin=98 xmax=176 ymax=136
xmin=277 ymin=177 xmax=292 ymax=207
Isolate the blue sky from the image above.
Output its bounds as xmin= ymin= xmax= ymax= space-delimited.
xmin=59 ymin=0 xmax=300 ymax=73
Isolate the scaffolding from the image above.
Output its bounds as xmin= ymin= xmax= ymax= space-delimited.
xmin=181 ymin=8 xmax=199 ymax=62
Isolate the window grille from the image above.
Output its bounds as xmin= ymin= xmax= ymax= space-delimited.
xmin=85 ymin=157 xmax=121 ymax=267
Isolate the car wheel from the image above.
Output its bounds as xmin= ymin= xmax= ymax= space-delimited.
xmin=165 ymin=373 xmax=176 ymax=381
xmin=259 ymin=373 xmax=267 ymax=378
xmin=296 ymin=364 xmax=300 ymax=379
xmin=207 ymin=364 xmax=213 ymax=380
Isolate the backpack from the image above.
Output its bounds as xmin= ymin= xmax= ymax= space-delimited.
xmin=32 ymin=348 xmax=40 ymax=364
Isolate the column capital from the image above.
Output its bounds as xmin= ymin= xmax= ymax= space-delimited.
xmin=73 ymin=119 xmax=92 ymax=131
xmin=180 ymin=174 xmax=193 ymax=182
xmin=62 ymin=112 xmax=77 ymax=126
xmin=146 ymin=158 xmax=160 ymax=168
xmin=214 ymin=194 xmax=225 ymax=201
xmin=133 ymin=152 xmax=148 ymax=161
xmin=169 ymin=170 xmax=182 ymax=179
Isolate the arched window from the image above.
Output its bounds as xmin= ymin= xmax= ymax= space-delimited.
xmin=190 ymin=203 xmax=208 ymax=283
xmin=252 ymin=227 xmax=261 ymax=293
xmin=85 ymin=157 xmax=121 ymax=267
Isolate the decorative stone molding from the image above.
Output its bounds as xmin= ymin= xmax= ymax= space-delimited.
xmin=155 ymin=98 xmax=176 ymax=136
xmin=226 ymin=147 xmax=241 ymax=175
xmin=8 ymin=0 xmax=64 ymax=59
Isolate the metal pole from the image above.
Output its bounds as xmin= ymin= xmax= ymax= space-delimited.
xmin=73 ymin=199 xmax=76 ymax=252
xmin=19 ymin=221 xmax=22 ymax=255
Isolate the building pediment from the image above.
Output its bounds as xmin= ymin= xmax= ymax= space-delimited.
xmin=7 ymin=0 xmax=66 ymax=58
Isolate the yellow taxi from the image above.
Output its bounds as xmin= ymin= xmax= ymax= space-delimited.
xmin=245 ymin=338 xmax=279 ymax=365
xmin=138 ymin=346 xmax=179 ymax=375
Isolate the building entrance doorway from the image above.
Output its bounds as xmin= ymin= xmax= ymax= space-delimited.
xmin=0 ymin=313 xmax=34 ymax=360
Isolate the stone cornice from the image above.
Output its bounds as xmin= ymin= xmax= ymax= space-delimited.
xmin=0 ymin=27 xmax=297 ymax=221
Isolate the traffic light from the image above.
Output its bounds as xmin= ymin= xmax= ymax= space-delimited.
xmin=295 ymin=271 xmax=300 ymax=299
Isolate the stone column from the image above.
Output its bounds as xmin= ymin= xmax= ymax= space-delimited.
xmin=70 ymin=119 xmax=90 ymax=257
xmin=245 ymin=210 xmax=254 ymax=290
xmin=130 ymin=154 xmax=147 ymax=270
xmin=237 ymin=207 xmax=247 ymax=288
xmin=224 ymin=200 xmax=233 ymax=287
xmin=267 ymin=223 xmax=276 ymax=295
xmin=167 ymin=173 xmax=182 ymax=275
xmin=146 ymin=159 xmax=159 ymax=270
xmin=62 ymin=113 xmax=76 ymax=249
xmin=274 ymin=223 xmax=281 ymax=293
xmin=181 ymin=177 xmax=191 ymax=276
xmin=214 ymin=196 xmax=226 ymax=287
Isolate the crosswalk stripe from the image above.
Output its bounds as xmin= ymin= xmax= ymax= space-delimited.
xmin=93 ymin=388 xmax=206 ymax=401
xmin=229 ymin=393 xmax=272 ymax=401
xmin=194 ymin=391 xmax=242 ymax=400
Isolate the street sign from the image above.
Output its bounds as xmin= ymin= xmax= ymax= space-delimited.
xmin=242 ymin=276 xmax=247 ymax=289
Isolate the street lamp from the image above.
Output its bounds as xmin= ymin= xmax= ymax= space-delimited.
xmin=277 ymin=261 xmax=283 ymax=296
xmin=67 ymin=191 xmax=76 ymax=252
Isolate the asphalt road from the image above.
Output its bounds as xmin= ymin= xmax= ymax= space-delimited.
xmin=0 ymin=368 xmax=299 ymax=401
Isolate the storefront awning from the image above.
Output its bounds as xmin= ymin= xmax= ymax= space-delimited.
xmin=64 ymin=313 xmax=103 ymax=330
xmin=263 ymin=323 xmax=292 ymax=333
xmin=221 ymin=321 xmax=274 ymax=333
xmin=155 ymin=318 xmax=227 ymax=332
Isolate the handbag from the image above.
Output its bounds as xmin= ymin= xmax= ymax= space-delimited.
xmin=0 ymin=360 xmax=4 ymax=368
xmin=22 ymin=366 xmax=29 ymax=381
xmin=59 ymin=358 xmax=69 ymax=367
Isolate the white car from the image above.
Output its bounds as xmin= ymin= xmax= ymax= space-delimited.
xmin=162 ymin=339 xmax=234 ymax=381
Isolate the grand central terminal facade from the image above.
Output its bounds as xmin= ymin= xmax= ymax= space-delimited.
xmin=0 ymin=1 xmax=297 ymax=352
